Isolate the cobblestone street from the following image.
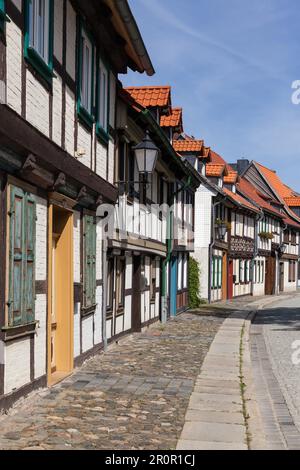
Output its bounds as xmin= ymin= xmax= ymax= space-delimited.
xmin=0 ymin=310 xmax=228 ymax=450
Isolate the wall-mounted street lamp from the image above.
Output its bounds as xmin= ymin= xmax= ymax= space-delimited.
xmin=133 ymin=130 xmax=159 ymax=179
xmin=216 ymin=222 xmax=228 ymax=241
xmin=279 ymin=243 xmax=287 ymax=255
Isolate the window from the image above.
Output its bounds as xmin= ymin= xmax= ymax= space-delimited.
xmin=83 ymin=215 xmax=96 ymax=310
xmin=24 ymin=0 xmax=54 ymax=83
xmin=77 ymin=24 xmax=94 ymax=126
xmin=212 ymin=256 xmax=222 ymax=289
xmin=116 ymin=258 xmax=125 ymax=312
xmin=97 ymin=59 xmax=109 ymax=142
xmin=8 ymin=186 xmax=36 ymax=327
xmin=150 ymin=259 xmax=157 ymax=303
xmin=284 ymin=230 xmax=290 ymax=244
xmin=289 ymin=261 xmax=296 ymax=283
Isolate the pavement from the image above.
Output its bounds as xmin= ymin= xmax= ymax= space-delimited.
xmin=1 ymin=293 xmax=300 ymax=450
xmin=0 ymin=311 xmax=227 ymax=450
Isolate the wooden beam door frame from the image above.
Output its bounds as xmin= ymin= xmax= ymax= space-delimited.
xmin=47 ymin=204 xmax=74 ymax=386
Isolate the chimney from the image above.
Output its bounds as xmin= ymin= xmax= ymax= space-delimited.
xmin=229 ymin=159 xmax=250 ymax=175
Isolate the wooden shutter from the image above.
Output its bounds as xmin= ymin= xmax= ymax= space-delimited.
xmin=9 ymin=186 xmax=36 ymax=327
xmin=83 ymin=215 xmax=96 ymax=308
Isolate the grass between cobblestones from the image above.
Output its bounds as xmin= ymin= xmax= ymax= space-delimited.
xmin=239 ymin=321 xmax=251 ymax=450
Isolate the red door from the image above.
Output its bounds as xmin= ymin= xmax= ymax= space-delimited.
xmin=228 ymin=259 xmax=234 ymax=300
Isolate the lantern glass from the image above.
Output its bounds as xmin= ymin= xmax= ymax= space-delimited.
xmin=133 ymin=131 xmax=159 ymax=175
xmin=217 ymin=223 xmax=227 ymax=240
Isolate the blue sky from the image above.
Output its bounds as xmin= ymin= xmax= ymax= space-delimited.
xmin=122 ymin=0 xmax=300 ymax=191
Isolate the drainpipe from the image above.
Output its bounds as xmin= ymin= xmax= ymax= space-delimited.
xmin=161 ymin=177 xmax=192 ymax=323
xmin=208 ymin=200 xmax=222 ymax=304
xmin=251 ymin=210 xmax=264 ymax=296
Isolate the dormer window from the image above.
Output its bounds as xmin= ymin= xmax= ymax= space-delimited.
xmin=24 ymin=0 xmax=54 ymax=83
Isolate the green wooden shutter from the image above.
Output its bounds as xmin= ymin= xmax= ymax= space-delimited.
xmin=9 ymin=186 xmax=36 ymax=327
xmin=83 ymin=215 xmax=96 ymax=308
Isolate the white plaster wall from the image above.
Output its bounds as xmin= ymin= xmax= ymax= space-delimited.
xmin=107 ymin=140 xmax=115 ymax=185
xmin=73 ymin=302 xmax=81 ymax=358
xmin=77 ymin=124 xmax=92 ymax=169
xmin=96 ymin=141 xmax=107 ymax=180
xmin=34 ymin=294 xmax=47 ymax=379
xmin=6 ymin=20 xmax=22 ymax=114
xmin=26 ymin=70 xmax=49 ymax=137
xmin=194 ymin=186 xmax=213 ymax=249
xmin=35 ymin=197 xmax=48 ymax=280
xmin=52 ymin=76 xmax=63 ymax=147
xmin=124 ymin=296 xmax=132 ymax=331
xmin=94 ymin=286 xmax=103 ymax=345
xmin=82 ymin=316 xmax=94 ymax=353
xmin=5 ymin=339 xmax=31 ymax=395
xmin=65 ymin=86 xmax=75 ymax=156
xmin=73 ymin=211 xmax=81 ymax=283
xmin=284 ymin=260 xmax=297 ymax=292
xmin=194 ymin=248 xmax=209 ymax=300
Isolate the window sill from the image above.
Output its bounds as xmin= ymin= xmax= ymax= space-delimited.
xmin=2 ymin=321 xmax=39 ymax=342
xmin=25 ymin=47 xmax=55 ymax=85
xmin=81 ymin=304 xmax=97 ymax=318
xmin=96 ymin=125 xmax=109 ymax=146
xmin=78 ymin=104 xmax=94 ymax=129
xmin=0 ymin=10 xmax=10 ymax=24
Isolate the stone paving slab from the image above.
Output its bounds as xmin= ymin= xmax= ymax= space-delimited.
xmin=177 ymin=440 xmax=248 ymax=450
xmin=181 ymin=421 xmax=245 ymax=443
xmin=177 ymin=312 xmax=248 ymax=450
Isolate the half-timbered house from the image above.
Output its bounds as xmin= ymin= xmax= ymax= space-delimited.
xmin=0 ymin=0 xmax=154 ymax=410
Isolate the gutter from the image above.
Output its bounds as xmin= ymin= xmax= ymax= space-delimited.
xmin=114 ymin=0 xmax=155 ymax=76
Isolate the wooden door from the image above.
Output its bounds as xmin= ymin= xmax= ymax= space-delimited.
xmin=222 ymin=252 xmax=228 ymax=301
xmin=132 ymin=256 xmax=142 ymax=332
xmin=280 ymin=262 xmax=284 ymax=292
xmin=48 ymin=205 xmax=74 ymax=386
xmin=228 ymin=259 xmax=234 ymax=300
xmin=265 ymin=256 xmax=276 ymax=295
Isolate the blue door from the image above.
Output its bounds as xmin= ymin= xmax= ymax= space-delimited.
xmin=170 ymin=256 xmax=178 ymax=317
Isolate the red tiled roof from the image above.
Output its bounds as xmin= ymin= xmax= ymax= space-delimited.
xmin=205 ymin=163 xmax=226 ymax=177
xmin=255 ymin=162 xmax=294 ymax=199
xmin=284 ymin=197 xmax=300 ymax=207
xmin=125 ymin=86 xmax=171 ymax=109
xmin=282 ymin=216 xmax=300 ymax=229
xmin=173 ymin=139 xmax=204 ymax=153
xmin=160 ymin=107 xmax=183 ymax=130
xmin=237 ymin=178 xmax=284 ymax=219
xmin=224 ymin=171 xmax=238 ymax=184
xmin=223 ymin=188 xmax=259 ymax=213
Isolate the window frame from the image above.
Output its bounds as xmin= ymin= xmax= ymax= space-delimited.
xmin=116 ymin=257 xmax=125 ymax=313
xmin=24 ymin=0 xmax=54 ymax=84
xmin=150 ymin=258 xmax=157 ymax=304
xmin=77 ymin=20 xmax=95 ymax=128
xmin=96 ymin=56 xmax=110 ymax=144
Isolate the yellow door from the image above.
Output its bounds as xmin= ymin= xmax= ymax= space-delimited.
xmin=48 ymin=205 xmax=74 ymax=386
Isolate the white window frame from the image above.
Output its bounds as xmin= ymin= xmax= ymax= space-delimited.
xmin=98 ymin=59 xmax=109 ymax=132
xmin=29 ymin=0 xmax=50 ymax=63
xmin=80 ymin=29 xmax=93 ymax=114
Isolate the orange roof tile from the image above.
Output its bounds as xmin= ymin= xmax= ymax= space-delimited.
xmin=173 ymin=139 xmax=204 ymax=154
xmin=224 ymin=171 xmax=238 ymax=184
xmin=238 ymin=178 xmax=284 ymax=218
xmin=160 ymin=107 xmax=183 ymax=130
xmin=125 ymin=86 xmax=171 ymax=109
xmin=284 ymin=197 xmax=300 ymax=207
xmin=223 ymin=188 xmax=259 ymax=213
xmin=205 ymin=163 xmax=226 ymax=177
xmin=256 ymin=162 xmax=294 ymax=199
